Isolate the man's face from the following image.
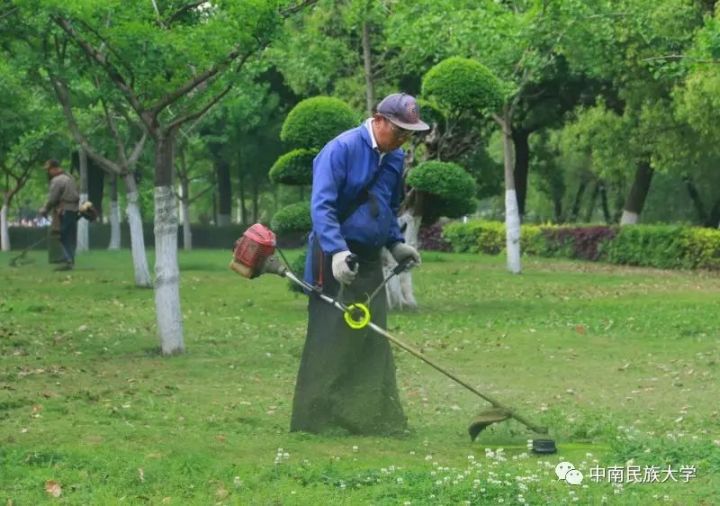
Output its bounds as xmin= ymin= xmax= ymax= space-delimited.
xmin=374 ymin=115 xmax=413 ymax=152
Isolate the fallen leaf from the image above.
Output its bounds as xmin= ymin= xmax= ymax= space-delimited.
xmin=138 ymin=468 xmax=145 ymax=483
xmin=574 ymin=325 xmax=586 ymax=335
xmin=45 ymin=480 xmax=62 ymax=498
xmin=215 ymin=486 xmax=229 ymax=500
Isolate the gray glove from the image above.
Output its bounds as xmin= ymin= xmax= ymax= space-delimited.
xmin=332 ymin=250 xmax=358 ymax=285
xmin=390 ymin=242 xmax=421 ymax=265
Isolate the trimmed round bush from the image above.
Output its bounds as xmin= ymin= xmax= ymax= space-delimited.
xmin=280 ymin=96 xmax=359 ymax=150
xmin=270 ymin=201 xmax=311 ymax=235
xmin=268 ymin=148 xmax=317 ymax=185
xmin=406 ymin=161 xmax=476 ymax=223
xmin=422 ymin=57 xmax=504 ymax=113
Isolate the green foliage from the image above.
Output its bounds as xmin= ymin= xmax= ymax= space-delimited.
xmin=268 ymin=148 xmax=317 ymax=186
xmin=443 ymin=220 xmax=720 ymax=270
xmin=280 ymin=96 xmax=358 ymax=150
xmin=422 ymin=57 xmax=503 ymax=114
xmin=406 ymin=161 xmax=475 ymax=201
xmin=270 ymin=201 xmax=311 ymax=235
xmin=605 ymin=225 xmax=720 ymax=270
xmin=407 ymin=161 xmax=477 ymax=223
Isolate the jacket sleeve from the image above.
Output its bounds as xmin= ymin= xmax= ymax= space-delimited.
xmin=312 ymin=141 xmax=349 ymax=255
xmin=385 ymin=155 xmax=406 ymax=248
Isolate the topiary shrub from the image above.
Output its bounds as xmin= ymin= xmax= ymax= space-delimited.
xmin=270 ymin=201 xmax=311 ymax=235
xmin=280 ymin=96 xmax=359 ymax=150
xmin=406 ymin=161 xmax=477 ymax=224
xmin=269 ymin=148 xmax=317 ymax=186
xmin=422 ymin=57 xmax=504 ymax=114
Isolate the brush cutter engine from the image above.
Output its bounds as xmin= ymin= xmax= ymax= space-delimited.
xmin=230 ymin=224 xmax=277 ymax=278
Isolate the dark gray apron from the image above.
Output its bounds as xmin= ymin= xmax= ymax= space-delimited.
xmin=290 ymin=240 xmax=406 ymax=435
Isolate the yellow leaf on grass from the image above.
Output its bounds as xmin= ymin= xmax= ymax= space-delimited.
xmin=44 ymin=480 xmax=62 ymax=498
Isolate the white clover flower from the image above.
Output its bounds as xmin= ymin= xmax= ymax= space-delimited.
xmin=352 ymin=445 xmax=358 ymax=453
xmin=425 ymin=455 xmax=433 ymax=461
xmin=396 ymin=477 xmax=404 ymax=485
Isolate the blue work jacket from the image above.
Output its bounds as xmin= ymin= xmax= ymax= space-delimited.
xmin=304 ymin=124 xmax=405 ymax=285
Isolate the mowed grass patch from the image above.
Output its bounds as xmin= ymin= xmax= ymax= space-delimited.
xmin=1 ymin=249 xmax=719 ymax=504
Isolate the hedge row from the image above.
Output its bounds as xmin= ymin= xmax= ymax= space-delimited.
xmin=7 ymin=224 xmax=306 ymax=251
xmin=442 ymin=220 xmax=720 ymax=270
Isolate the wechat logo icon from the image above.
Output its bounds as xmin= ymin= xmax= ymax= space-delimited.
xmin=556 ymin=462 xmax=584 ymax=485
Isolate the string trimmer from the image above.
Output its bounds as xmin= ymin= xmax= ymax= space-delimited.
xmin=9 ymin=236 xmax=47 ymax=267
xmin=229 ymin=224 xmax=556 ymax=452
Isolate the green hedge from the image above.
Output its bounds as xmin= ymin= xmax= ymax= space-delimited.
xmin=442 ymin=220 xmax=720 ymax=270
xmin=7 ymin=223 xmax=307 ymax=251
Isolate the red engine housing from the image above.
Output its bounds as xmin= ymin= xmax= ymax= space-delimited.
xmin=231 ymin=224 xmax=276 ymax=278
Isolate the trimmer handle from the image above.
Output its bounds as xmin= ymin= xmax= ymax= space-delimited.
xmin=392 ymin=256 xmax=416 ymax=275
xmin=346 ymin=253 xmax=360 ymax=272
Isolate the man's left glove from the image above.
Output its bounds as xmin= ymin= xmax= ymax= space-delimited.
xmin=390 ymin=242 xmax=421 ymax=265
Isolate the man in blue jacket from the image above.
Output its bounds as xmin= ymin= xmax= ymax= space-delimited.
xmin=291 ymin=93 xmax=429 ymax=435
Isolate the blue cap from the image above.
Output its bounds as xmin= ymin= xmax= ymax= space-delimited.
xmin=377 ymin=93 xmax=430 ymax=131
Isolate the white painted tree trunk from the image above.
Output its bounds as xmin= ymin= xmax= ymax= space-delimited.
xmin=108 ymin=176 xmax=121 ymax=250
xmin=76 ymin=149 xmax=89 ymax=252
xmin=124 ymin=174 xmax=152 ymax=288
xmin=620 ymin=210 xmax=639 ymax=225
xmin=385 ymin=211 xmax=420 ymax=311
xmin=0 ymin=201 xmax=9 ymax=252
xmin=500 ymin=114 xmax=522 ymax=274
xmin=77 ymin=192 xmax=89 ymax=252
xmin=182 ymin=199 xmax=192 ymax=250
xmin=154 ymin=185 xmax=184 ymax=355
xmin=505 ymin=189 xmax=522 ymax=273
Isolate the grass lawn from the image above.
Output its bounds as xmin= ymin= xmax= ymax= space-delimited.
xmin=1 ymin=248 xmax=719 ymax=505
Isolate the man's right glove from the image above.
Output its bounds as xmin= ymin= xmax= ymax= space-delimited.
xmin=390 ymin=242 xmax=421 ymax=265
xmin=331 ymin=250 xmax=358 ymax=285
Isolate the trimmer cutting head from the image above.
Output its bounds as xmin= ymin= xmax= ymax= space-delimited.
xmin=468 ymin=407 xmax=556 ymax=454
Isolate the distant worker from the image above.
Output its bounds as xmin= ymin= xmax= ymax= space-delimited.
xmin=39 ymin=159 xmax=80 ymax=271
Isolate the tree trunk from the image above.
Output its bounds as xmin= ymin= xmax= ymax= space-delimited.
xmin=182 ymin=180 xmax=192 ymax=250
xmin=683 ymin=176 xmax=707 ymax=225
xmin=584 ymin=179 xmax=600 ymax=223
xmin=512 ymin=128 xmax=530 ymax=217
xmin=153 ymin=133 xmax=184 ymax=355
xmin=77 ymin=149 xmax=89 ymax=252
xmin=385 ymin=211 xmax=421 ymax=311
xmin=569 ymin=178 xmax=588 ymax=223
xmin=599 ymin=181 xmax=611 ymax=224
xmin=123 ymin=173 xmax=152 ymax=287
xmin=499 ymin=112 xmax=521 ymax=274
xmin=252 ymin=177 xmax=260 ymax=223
xmin=108 ymin=174 xmax=121 ymax=250
xmin=0 ymin=197 xmax=9 ymax=252
xmin=216 ymin=159 xmax=231 ymax=226
xmin=620 ymin=161 xmax=654 ymax=225
xmin=361 ymin=21 xmax=375 ymax=116
xmin=237 ymin=166 xmax=247 ymax=224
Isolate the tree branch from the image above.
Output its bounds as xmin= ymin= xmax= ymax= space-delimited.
xmin=53 ymin=16 xmax=152 ymax=132
xmin=165 ymin=1 xmax=206 ymax=26
xmin=280 ymin=0 xmax=318 ymax=17
xmin=148 ymin=47 xmax=242 ymax=116
xmin=49 ymin=74 xmax=122 ymax=176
